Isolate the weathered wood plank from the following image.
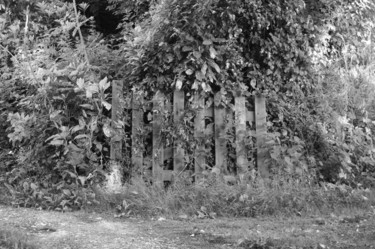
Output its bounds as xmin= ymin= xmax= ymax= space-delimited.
xmin=108 ymin=80 xmax=123 ymax=191
xmin=255 ymin=95 xmax=269 ymax=178
xmin=214 ymin=92 xmax=228 ymax=174
xmin=173 ymin=90 xmax=185 ymax=175
xmin=131 ymin=91 xmax=144 ymax=170
xmin=110 ymin=80 xmax=123 ymax=161
xmin=194 ymin=94 xmax=206 ymax=179
xmin=152 ymin=91 xmax=165 ymax=186
xmin=235 ymin=95 xmax=248 ymax=175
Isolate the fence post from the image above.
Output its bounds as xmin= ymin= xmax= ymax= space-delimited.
xmin=107 ymin=80 xmax=123 ymax=191
xmin=194 ymin=93 xmax=205 ymax=180
xmin=173 ymin=90 xmax=185 ymax=177
xmin=235 ymin=94 xmax=248 ymax=175
xmin=214 ymin=92 xmax=228 ymax=174
xmin=255 ymin=95 xmax=270 ymax=178
xmin=131 ymin=90 xmax=144 ymax=170
xmin=152 ymin=91 xmax=165 ymax=186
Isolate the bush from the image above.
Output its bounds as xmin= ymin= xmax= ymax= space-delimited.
xmin=0 ymin=0 xmax=125 ymax=210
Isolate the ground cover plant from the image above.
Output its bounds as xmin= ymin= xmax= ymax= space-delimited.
xmin=1 ymin=1 xmax=375 ymax=248
xmin=0 ymin=229 xmax=36 ymax=249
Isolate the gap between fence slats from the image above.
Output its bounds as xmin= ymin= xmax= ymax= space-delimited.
xmin=214 ymin=92 xmax=228 ymax=174
xmin=194 ymin=94 xmax=206 ymax=179
xmin=152 ymin=91 xmax=165 ymax=185
xmin=131 ymin=91 xmax=144 ymax=170
xmin=173 ymin=90 xmax=185 ymax=176
xmin=235 ymin=95 xmax=248 ymax=175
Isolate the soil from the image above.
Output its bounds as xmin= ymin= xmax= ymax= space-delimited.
xmin=0 ymin=205 xmax=375 ymax=249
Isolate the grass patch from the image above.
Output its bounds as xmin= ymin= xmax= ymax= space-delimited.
xmin=90 ymin=175 xmax=375 ymax=218
xmin=0 ymin=229 xmax=36 ymax=249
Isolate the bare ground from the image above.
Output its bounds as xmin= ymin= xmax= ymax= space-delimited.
xmin=0 ymin=205 xmax=375 ymax=249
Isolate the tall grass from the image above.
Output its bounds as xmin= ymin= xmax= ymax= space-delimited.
xmin=0 ymin=229 xmax=36 ymax=249
xmin=91 ymin=174 xmax=375 ymax=218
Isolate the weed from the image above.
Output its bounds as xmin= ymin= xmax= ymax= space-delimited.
xmin=0 ymin=229 xmax=36 ymax=249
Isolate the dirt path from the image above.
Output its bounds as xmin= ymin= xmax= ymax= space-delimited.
xmin=0 ymin=205 xmax=212 ymax=249
xmin=1 ymin=205 xmax=375 ymax=249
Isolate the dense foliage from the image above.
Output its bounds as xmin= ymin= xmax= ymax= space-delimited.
xmin=1 ymin=0 xmax=375 ymax=210
xmin=119 ymin=0 xmax=375 ymax=184
xmin=0 ymin=0 xmax=117 ymax=210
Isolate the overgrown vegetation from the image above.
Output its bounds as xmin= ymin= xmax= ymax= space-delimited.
xmin=0 ymin=229 xmax=36 ymax=249
xmin=93 ymin=175 xmax=374 ymax=218
xmin=0 ymin=0 xmax=375 ymax=219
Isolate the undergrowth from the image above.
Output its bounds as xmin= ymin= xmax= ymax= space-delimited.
xmin=0 ymin=229 xmax=36 ymax=249
xmin=90 ymin=175 xmax=375 ymax=218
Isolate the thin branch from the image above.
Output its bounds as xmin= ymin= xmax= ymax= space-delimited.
xmin=0 ymin=44 xmax=16 ymax=59
xmin=22 ymin=5 xmax=41 ymax=87
xmin=72 ymin=0 xmax=90 ymax=65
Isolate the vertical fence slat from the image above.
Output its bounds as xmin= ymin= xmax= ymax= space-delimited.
xmin=108 ymin=80 xmax=123 ymax=190
xmin=152 ymin=91 xmax=165 ymax=185
xmin=173 ymin=90 xmax=185 ymax=176
xmin=235 ymin=95 xmax=248 ymax=175
xmin=214 ymin=92 xmax=228 ymax=174
xmin=255 ymin=95 xmax=269 ymax=178
xmin=194 ymin=94 xmax=205 ymax=179
xmin=110 ymin=80 xmax=123 ymax=161
xmin=131 ymin=91 xmax=144 ymax=170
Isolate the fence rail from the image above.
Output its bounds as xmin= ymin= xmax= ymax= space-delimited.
xmin=111 ymin=83 xmax=269 ymax=183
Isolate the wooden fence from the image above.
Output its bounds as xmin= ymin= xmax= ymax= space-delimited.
xmin=111 ymin=81 xmax=269 ymax=184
